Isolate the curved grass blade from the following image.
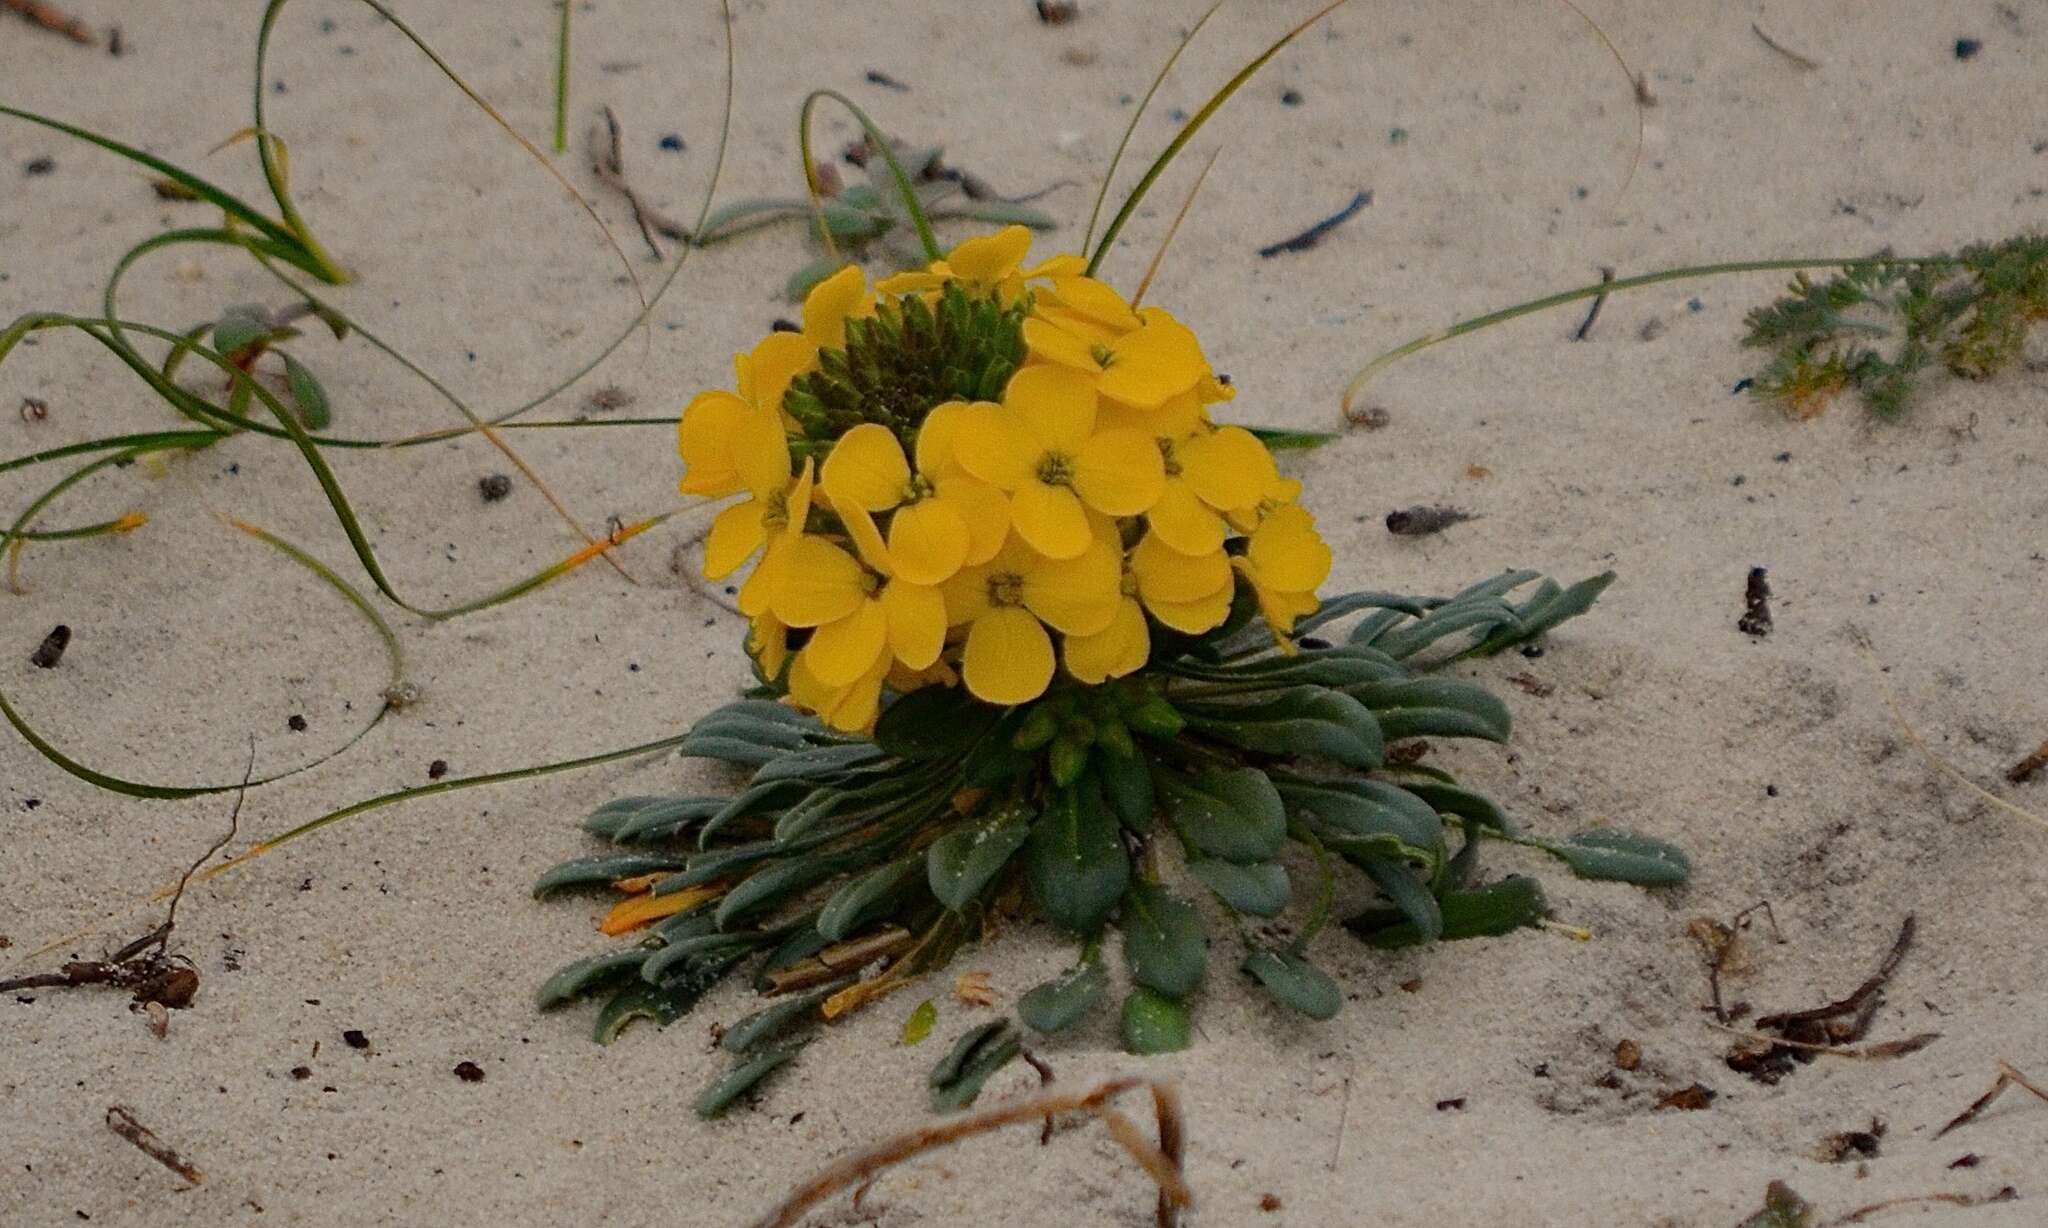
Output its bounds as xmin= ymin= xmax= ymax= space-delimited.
xmin=1079 ymin=0 xmax=1224 ymax=255
xmin=797 ymin=89 xmax=940 ymax=263
xmin=4 ymin=448 xmax=154 ymax=590
xmin=553 ymin=0 xmax=572 ymax=153
xmin=1340 ymin=256 xmax=1963 ymax=418
xmin=1 ymin=431 xmax=223 ymax=477
xmin=1086 ymin=0 xmax=1352 ymax=277
xmin=1129 ymin=146 xmax=1220 ymax=307
xmin=3 ymin=513 xmax=148 ymax=543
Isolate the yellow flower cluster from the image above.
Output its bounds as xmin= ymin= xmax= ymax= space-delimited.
xmin=677 ymin=227 xmax=1331 ymax=730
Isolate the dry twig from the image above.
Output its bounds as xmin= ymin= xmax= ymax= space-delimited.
xmin=748 ymin=1076 xmax=1191 ymax=1228
xmin=590 ymin=106 xmax=688 ymax=258
xmin=1934 ymin=1062 xmax=2048 ymax=1139
xmin=3 ymin=0 xmax=93 ymax=43
xmin=105 ymin=1106 xmax=203 ymax=1185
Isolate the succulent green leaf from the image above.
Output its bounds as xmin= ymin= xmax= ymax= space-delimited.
xmin=1159 ymin=767 xmax=1286 ymax=864
xmin=749 ymin=741 xmax=886 ymax=784
xmin=1188 ymin=858 xmax=1290 ymax=917
xmin=926 ymin=805 xmax=1034 ymax=911
xmin=875 ymin=685 xmax=1002 ymax=759
xmin=1097 ymin=749 xmax=1156 ymax=832
xmin=1348 ymin=875 xmax=1549 ymax=948
xmin=1550 ymin=829 xmax=1691 ymax=885
xmin=1120 ymin=987 xmax=1192 ymax=1055
xmin=605 ymin=795 xmax=727 ymax=844
xmin=1119 ymin=880 xmax=1207 ymax=998
xmin=1025 ymin=776 xmax=1130 ymax=934
xmin=1277 ymin=778 xmax=1445 ymax=856
xmin=1356 ymin=856 xmax=1442 ymax=943
xmin=1018 ymin=960 xmax=1108 ymax=1035
xmin=536 ymin=946 xmax=652 ymax=1009
xmin=1178 ymin=687 xmax=1383 ymax=769
xmin=531 ymin=852 xmax=688 ymax=898
xmin=929 ymin=1020 xmax=1023 ymax=1111
xmin=1470 ymin=571 xmax=1615 ymax=656
xmin=1395 ymin=781 xmax=1515 ymax=835
xmin=1346 ymin=678 xmax=1512 ymax=743
xmin=1242 ymin=948 xmax=1341 ymax=1020
xmin=695 ymin=1042 xmax=806 ymax=1117
xmin=280 ymin=353 xmax=331 ymax=429
xmin=715 ymin=857 xmax=845 ymax=930
xmin=720 ymin=982 xmax=845 ymax=1054
xmin=816 ymin=857 xmax=921 ymax=941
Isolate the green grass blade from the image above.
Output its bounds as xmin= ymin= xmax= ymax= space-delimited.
xmin=554 ymin=0 xmax=572 ymax=153
xmin=0 ymin=104 xmax=305 ymax=254
xmin=2 ymin=431 xmax=223 ymax=477
xmin=226 ymin=518 xmax=406 ymax=684
xmin=1080 ymin=0 xmax=1224 ymax=255
xmin=4 ymin=514 xmax=148 ymax=543
xmin=1339 ymin=256 xmax=1965 ymax=417
xmin=1086 ymin=0 xmax=1351 ymax=277
xmin=798 ymin=89 xmax=940 ymax=263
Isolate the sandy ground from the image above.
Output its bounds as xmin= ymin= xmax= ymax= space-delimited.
xmin=3 ymin=2 xmax=2046 ymax=1225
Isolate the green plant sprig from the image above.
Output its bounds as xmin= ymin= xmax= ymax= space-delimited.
xmin=535 ymin=568 xmax=1688 ymax=1115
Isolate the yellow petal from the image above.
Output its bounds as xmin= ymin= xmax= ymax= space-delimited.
xmin=1021 ymin=531 xmax=1122 ymax=636
xmin=1004 ymin=363 xmax=1097 ymax=455
xmin=731 ymin=406 xmax=792 ymax=499
xmin=962 ymin=606 xmax=1054 ymax=705
xmin=822 ymin=423 xmax=911 ymax=512
xmin=677 ymin=390 xmax=754 ymax=497
xmin=703 ymin=498 xmax=769 ymax=579
xmin=787 ymin=648 xmax=847 ymax=715
xmin=803 ymin=597 xmax=889 ymax=687
xmin=781 ymin=458 xmax=816 ymax=540
xmin=940 ymin=561 xmax=994 ymax=626
xmin=1046 ymin=275 xmax=1140 ymax=333
xmin=953 ymin=401 xmax=1039 ymax=491
xmin=748 ymin=610 xmax=789 ymax=683
xmin=1146 ymin=579 xmax=1234 ymax=635
xmin=836 ymin=500 xmax=894 ymax=576
xmin=915 ymin=401 xmax=972 ymax=479
xmin=768 ymin=536 xmax=869 ymax=627
xmin=1064 ymin=597 xmax=1149 ymax=684
xmin=1009 ymin=481 xmax=1091 ymax=560
xmin=736 ymin=331 xmax=819 ymax=414
xmin=1131 ymin=531 xmax=1232 ymax=604
xmin=887 ymin=499 xmax=971 ymax=585
xmin=1023 ymin=253 xmax=1088 ymax=280
xmin=738 ymin=537 xmax=791 ymax=616
xmin=1147 ymin=479 xmax=1227 ymax=557
xmin=1180 ymin=426 xmax=1277 ymax=511
xmin=875 ymin=267 xmax=948 ymax=296
xmin=1072 ymin=427 xmax=1166 ymax=516
xmin=1098 ymin=317 xmax=1203 ymax=410
xmin=935 ymin=476 xmax=1011 ymax=565
xmin=822 ymin=655 xmax=892 ymax=733
xmin=946 ymin=225 xmax=1032 ymax=284
xmin=802 ymin=264 xmax=871 ymax=349
xmin=1022 ymin=317 xmax=1103 ymax=374
xmin=882 ymin=579 xmax=947 ymax=669
xmin=1247 ymin=505 xmax=1331 ymax=594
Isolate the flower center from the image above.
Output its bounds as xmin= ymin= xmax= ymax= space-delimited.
xmin=1036 ymin=451 xmax=1076 ymax=486
xmin=902 ymin=473 xmax=936 ymax=504
xmin=860 ymin=570 xmax=883 ymax=597
xmin=762 ymin=488 xmax=792 ymax=531
xmin=1158 ymin=437 xmax=1182 ymax=477
xmin=1090 ymin=342 xmax=1116 ymax=369
xmin=1119 ymin=571 xmax=1140 ymax=599
xmin=987 ymin=571 xmax=1026 ymax=608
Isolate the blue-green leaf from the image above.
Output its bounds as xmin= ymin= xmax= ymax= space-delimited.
xmin=1188 ymin=858 xmax=1290 ymax=917
xmin=1119 ymin=880 xmax=1207 ymax=998
xmin=1551 ymin=829 xmax=1691 ymax=885
xmin=927 ymin=805 xmax=1033 ymax=912
xmin=1018 ymin=960 xmax=1108 ymax=1035
xmin=1159 ymin=767 xmax=1286 ymax=864
xmin=1120 ymin=987 xmax=1191 ymax=1055
xmin=1025 ymin=777 xmax=1129 ymax=934
xmin=1243 ymin=948 xmax=1340 ymax=1020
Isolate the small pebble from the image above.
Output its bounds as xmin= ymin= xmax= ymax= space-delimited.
xmin=658 ymin=134 xmax=684 ymax=152
xmin=342 ymin=1029 xmax=370 ymax=1050
xmin=287 ymin=714 xmax=308 ymax=733
xmin=23 ymin=157 xmax=55 ymax=176
xmin=1389 ymin=127 xmax=1408 ymax=145
xmin=453 ymin=1061 xmax=485 ymax=1083
xmin=290 ymin=1066 xmax=313 ymax=1080
xmin=30 ymin=625 xmax=70 ymax=669
xmin=478 ymin=473 xmax=512 ymax=502
xmin=428 ymin=759 xmax=449 ymax=780
xmin=1280 ymin=89 xmax=1303 ymax=106
xmin=1954 ymin=38 xmax=1981 ymax=60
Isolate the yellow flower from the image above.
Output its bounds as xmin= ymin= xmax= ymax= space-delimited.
xmin=788 ymin=645 xmax=894 ymax=734
xmin=1129 ymin=531 xmax=1235 ymax=634
xmin=1232 ymin=504 xmax=1331 ymax=642
xmin=940 ymin=528 xmax=1122 ymax=704
xmin=1024 ymin=285 xmax=1209 ymax=413
xmin=767 ymin=536 xmax=947 ymax=688
xmin=953 ymin=365 xmax=1164 ymax=560
xmin=802 ymin=264 xmax=876 ymax=349
xmin=876 ymin=225 xmax=1082 ymax=304
xmin=1063 ymin=576 xmax=1150 ymax=686
xmin=677 ymin=330 xmax=817 ymax=495
xmin=748 ymin=608 xmax=790 ymax=682
xmin=1147 ymin=424 xmax=1281 ymax=556
xmin=819 ymin=419 xmax=1009 ymax=586
xmin=701 ymin=406 xmax=812 ymax=582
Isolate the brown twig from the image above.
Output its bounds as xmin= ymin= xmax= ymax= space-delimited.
xmin=747 ymin=1076 xmax=1192 ymax=1228
xmin=1752 ymin=22 xmax=1821 ymax=71
xmin=105 ymin=1106 xmax=203 ymax=1185
xmin=3 ymin=0 xmax=94 ymax=43
xmin=1934 ymin=1062 xmax=2048 ymax=1138
xmin=1707 ymin=1022 xmax=1939 ymax=1060
xmin=2007 ymin=739 xmax=2048 ymax=784
xmin=1755 ymin=915 xmax=1914 ymax=1031
xmin=590 ymin=106 xmax=688 ymax=258
xmin=1829 ymin=1187 xmax=2017 ymax=1224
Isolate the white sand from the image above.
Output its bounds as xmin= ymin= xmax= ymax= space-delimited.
xmin=4 ymin=2 xmax=2045 ymax=1224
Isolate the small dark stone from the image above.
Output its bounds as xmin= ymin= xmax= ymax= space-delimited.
xmin=769 ymin=318 xmax=801 ymax=333
xmin=1519 ymin=644 xmax=1545 ymax=659
xmin=1954 ymin=38 xmax=1982 ymax=60
xmin=1434 ymin=1097 xmax=1466 ymax=1111
xmin=658 ymin=134 xmax=684 ymax=152
xmin=30 ymin=625 xmax=69 ymax=669
xmin=291 ymin=1066 xmax=313 ymax=1080
xmin=452 ymin=1061 xmax=485 ymax=1083
xmin=428 ymin=759 xmax=449 ymax=780
xmin=478 ymin=473 xmax=513 ymax=502
xmin=24 ymin=157 xmax=56 ymax=176
xmin=287 ymin=714 xmax=308 ymax=733
xmin=1035 ymin=0 xmax=1078 ymax=24
xmin=1389 ymin=127 xmax=1408 ymax=145
xmin=1280 ymin=89 xmax=1303 ymax=106
xmin=342 ymin=1029 xmax=370 ymax=1050
xmin=1765 ymin=784 xmax=1779 ymax=797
